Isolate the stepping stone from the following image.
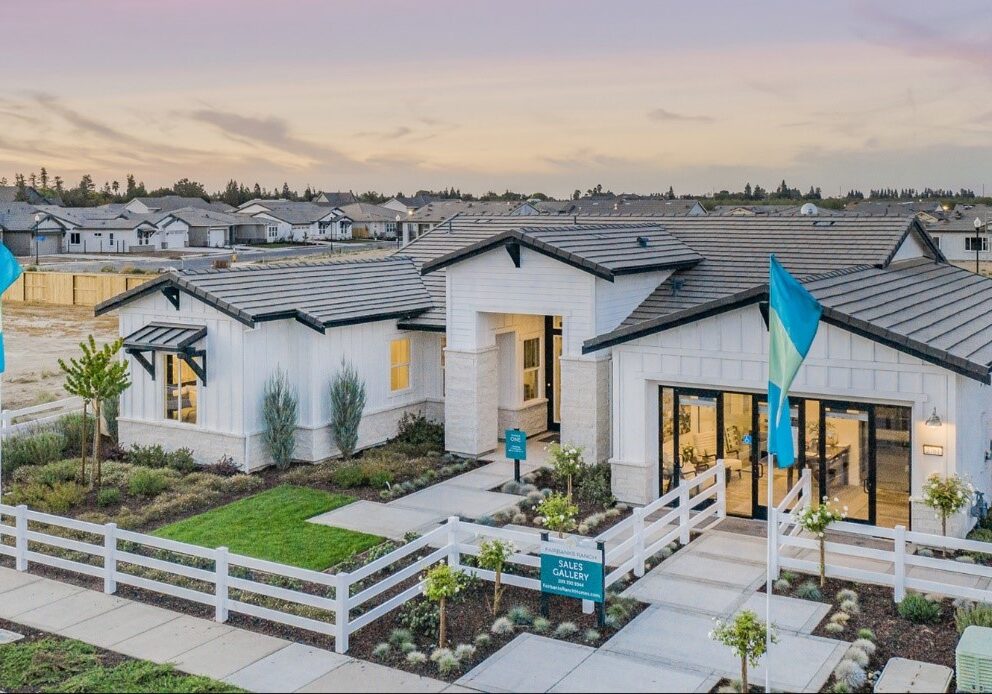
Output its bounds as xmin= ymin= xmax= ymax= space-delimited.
xmin=308 ymin=500 xmax=442 ymax=540
xmin=458 ymin=633 xmax=594 ymax=692
xmin=15 ymin=589 xmax=129 ymax=632
xmin=224 ymin=642 xmax=350 ymax=693
xmin=112 ymin=615 xmax=233 ymax=663
xmin=0 ymin=628 xmax=24 ymax=644
xmin=550 ymin=650 xmax=714 ymax=693
xmin=59 ymin=602 xmax=179 ymax=648
xmin=296 ymin=659 xmax=449 ymax=693
xmin=389 ymin=485 xmax=521 ymax=520
xmin=172 ymin=629 xmax=291 ymax=680
xmin=874 ymin=657 xmax=953 ymax=693
xmin=737 ymin=593 xmax=831 ymax=633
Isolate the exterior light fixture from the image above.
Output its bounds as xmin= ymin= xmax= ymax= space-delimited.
xmin=924 ymin=407 xmax=942 ymax=427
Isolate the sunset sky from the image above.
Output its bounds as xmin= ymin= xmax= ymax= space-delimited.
xmin=2 ymin=0 xmax=991 ymax=198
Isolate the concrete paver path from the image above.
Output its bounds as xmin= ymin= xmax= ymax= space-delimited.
xmin=0 ymin=566 xmax=461 ymax=693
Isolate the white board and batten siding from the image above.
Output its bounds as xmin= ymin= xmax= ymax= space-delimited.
xmin=611 ymin=303 xmax=991 ymax=500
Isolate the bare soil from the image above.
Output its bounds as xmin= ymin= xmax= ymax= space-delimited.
xmin=2 ymin=302 xmax=118 ymax=409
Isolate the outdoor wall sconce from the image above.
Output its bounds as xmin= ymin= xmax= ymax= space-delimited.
xmin=923 ymin=444 xmax=944 ymax=456
xmin=924 ymin=408 xmax=942 ymax=427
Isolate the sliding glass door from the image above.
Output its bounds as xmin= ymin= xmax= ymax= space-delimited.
xmin=821 ymin=402 xmax=873 ymax=524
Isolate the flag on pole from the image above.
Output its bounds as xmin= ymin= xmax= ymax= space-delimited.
xmin=0 ymin=242 xmax=23 ymax=373
xmin=767 ymin=255 xmax=821 ymax=468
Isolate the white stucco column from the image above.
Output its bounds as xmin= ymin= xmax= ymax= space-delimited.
xmin=444 ymin=346 xmax=499 ymax=457
xmin=559 ymin=355 xmax=611 ymax=464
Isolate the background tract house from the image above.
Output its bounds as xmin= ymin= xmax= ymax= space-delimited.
xmin=339 ymin=202 xmax=401 ymax=239
xmin=99 ymin=214 xmax=992 ymax=538
xmin=156 ymin=208 xmax=268 ymax=248
xmin=400 ymin=200 xmax=539 ymax=244
xmin=236 ymin=200 xmax=352 ymax=242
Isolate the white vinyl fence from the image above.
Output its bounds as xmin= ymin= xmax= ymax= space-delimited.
xmin=1 ymin=397 xmax=84 ymax=438
xmin=0 ymin=465 xmax=726 ymax=653
xmin=773 ymin=469 xmax=992 ymax=604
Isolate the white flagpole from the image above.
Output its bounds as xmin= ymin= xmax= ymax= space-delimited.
xmin=765 ymin=452 xmax=774 ymax=693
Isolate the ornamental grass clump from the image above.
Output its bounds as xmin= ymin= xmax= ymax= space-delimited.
xmin=709 ymin=610 xmax=777 ymax=693
xmin=547 ymin=442 xmax=583 ymax=501
xmin=423 ymin=564 xmax=464 ymax=648
xmin=539 ymin=493 xmax=578 ymax=538
xmin=491 ymin=617 xmax=514 ymax=635
xmin=833 ymin=659 xmax=867 ymax=690
xmin=478 ymin=538 xmax=515 ymax=614
xmin=921 ymin=473 xmax=974 ymax=537
xmin=796 ymin=498 xmax=847 ymax=586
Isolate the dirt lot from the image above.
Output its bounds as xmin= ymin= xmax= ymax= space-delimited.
xmin=2 ymin=303 xmax=119 ymax=409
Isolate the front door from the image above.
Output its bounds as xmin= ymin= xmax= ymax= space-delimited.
xmin=820 ymin=401 xmax=874 ymax=524
xmin=544 ymin=316 xmax=563 ymax=431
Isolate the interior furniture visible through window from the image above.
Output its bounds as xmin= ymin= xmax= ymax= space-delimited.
xmin=390 ymin=338 xmax=411 ymax=391
xmin=523 ymin=336 xmax=540 ymax=401
xmin=164 ymin=354 xmax=198 ymax=424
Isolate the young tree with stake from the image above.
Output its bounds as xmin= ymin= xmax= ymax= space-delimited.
xmin=478 ymin=539 xmax=515 ymax=615
xmin=710 ymin=610 xmax=777 ymax=692
xmin=423 ymin=563 xmax=463 ymax=648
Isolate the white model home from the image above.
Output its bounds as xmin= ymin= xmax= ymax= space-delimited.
xmin=97 ymin=214 xmax=992 ymax=537
xmin=236 ymin=200 xmax=352 ymax=242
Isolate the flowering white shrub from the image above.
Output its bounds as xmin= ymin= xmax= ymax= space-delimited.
xmin=796 ymin=497 xmax=846 ymax=587
xmin=921 ymin=473 xmax=973 ymax=536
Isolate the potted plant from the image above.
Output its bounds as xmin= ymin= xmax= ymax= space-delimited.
xmin=921 ymin=473 xmax=973 ymax=537
xmin=795 ymin=497 xmax=846 ymax=587
xmin=710 ymin=610 xmax=777 ymax=692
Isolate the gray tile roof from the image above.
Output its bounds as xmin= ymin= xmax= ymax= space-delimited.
xmin=132 ymin=196 xmax=233 ymax=213
xmin=406 ymin=200 xmax=536 ymax=222
xmin=339 ymin=202 xmax=403 ymax=223
xmin=97 ymin=256 xmax=433 ymax=332
xmin=534 ymin=198 xmax=705 ymax=216
xmin=391 ymin=194 xmax=451 ymax=209
xmin=247 ymin=201 xmax=344 ymax=225
xmin=158 ymin=207 xmax=265 ymax=228
xmin=421 ymin=224 xmax=702 ymax=281
xmin=0 ymin=203 xmax=69 ymax=232
xmin=314 ymin=191 xmax=358 ymax=206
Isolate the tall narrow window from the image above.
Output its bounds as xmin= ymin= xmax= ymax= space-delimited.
xmin=164 ymin=354 xmax=198 ymax=424
xmin=523 ymin=337 xmax=540 ymax=401
xmin=390 ymin=338 xmax=411 ymax=391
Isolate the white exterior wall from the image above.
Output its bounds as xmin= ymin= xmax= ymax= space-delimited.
xmin=930 ymin=232 xmax=992 ymax=263
xmin=69 ymin=228 xmax=141 ymax=253
xmin=156 ymin=219 xmax=190 ymax=250
xmin=610 ymin=302 xmax=991 ymax=535
xmin=116 ymin=290 xmax=444 ymax=471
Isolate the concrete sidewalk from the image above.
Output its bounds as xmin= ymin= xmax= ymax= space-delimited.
xmin=0 ymin=566 xmax=466 ymax=693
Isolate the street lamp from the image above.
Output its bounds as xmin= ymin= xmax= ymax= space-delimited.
xmin=33 ymin=213 xmax=43 ymax=265
xmin=975 ymin=217 xmax=984 ymax=275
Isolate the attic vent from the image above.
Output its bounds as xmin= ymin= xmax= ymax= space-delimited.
xmin=636 ymin=236 xmax=649 ymax=248
xmin=813 ymin=220 xmax=835 ymax=227
xmin=671 ymin=278 xmax=685 ymax=295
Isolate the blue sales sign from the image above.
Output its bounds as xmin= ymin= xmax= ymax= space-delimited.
xmin=540 ymin=540 xmax=604 ymax=603
xmin=505 ymin=428 xmax=527 ymax=460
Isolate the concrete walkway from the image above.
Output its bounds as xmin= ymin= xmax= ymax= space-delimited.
xmin=309 ymin=457 xmax=546 ymax=540
xmin=0 ymin=567 xmax=463 ymax=693
xmin=458 ymin=526 xmax=847 ymax=693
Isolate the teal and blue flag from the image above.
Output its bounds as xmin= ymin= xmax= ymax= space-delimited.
xmin=768 ymin=255 xmax=821 ymax=468
xmin=0 ymin=243 xmax=23 ymax=374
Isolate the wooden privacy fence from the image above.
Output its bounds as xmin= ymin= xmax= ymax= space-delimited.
xmin=0 ymin=468 xmax=726 ymax=654
xmin=772 ymin=469 xmax=992 ymax=604
xmin=2 ymin=271 xmax=155 ymax=307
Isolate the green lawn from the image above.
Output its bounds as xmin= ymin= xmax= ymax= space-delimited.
xmin=154 ymin=485 xmax=384 ymax=571
xmin=0 ymin=637 xmax=242 ymax=693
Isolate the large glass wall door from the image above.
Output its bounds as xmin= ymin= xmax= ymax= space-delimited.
xmin=874 ymin=405 xmax=911 ymax=528
xmin=821 ymin=402 xmax=873 ymax=524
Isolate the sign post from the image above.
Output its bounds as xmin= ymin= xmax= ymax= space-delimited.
xmin=504 ymin=428 xmax=527 ymax=483
xmin=539 ymin=536 xmax=606 ymax=625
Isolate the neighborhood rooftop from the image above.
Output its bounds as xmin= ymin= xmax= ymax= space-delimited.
xmin=96 ymin=256 xmax=433 ymax=331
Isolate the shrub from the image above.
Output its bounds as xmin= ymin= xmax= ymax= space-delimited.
xmin=429 ymin=647 xmax=452 ymax=663
xmin=795 ymin=581 xmax=823 ymax=601
xmin=36 ymin=481 xmax=86 ymax=514
xmin=829 ymin=612 xmax=849 ymax=624
xmin=824 ymin=622 xmax=845 ymax=634
xmin=406 ymin=651 xmax=427 ymax=665
xmin=329 ymin=359 xmax=366 ymax=459
xmin=955 ymin=602 xmax=992 ymax=634
xmin=845 ymin=645 xmax=870 ymax=667
xmin=56 ymin=412 xmax=94 ymax=458
xmin=399 ymin=600 xmax=440 ymax=638
xmin=833 ymin=659 xmax=866 ymax=690
xmin=500 ymin=481 xmax=522 ymax=495
xmin=583 ymin=628 xmax=600 ymax=643
xmin=436 ymin=651 xmax=460 ymax=675
xmin=261 ymin=369 xmax=298 ymax=470
xmin=774 ymin=578 xmax=791 ymax=592
xmin=33 ymin=459 xmax=81 ymax=487
xmin=125 ymin=444 xmax=196 ymax=472
xmin=531 ymin=616 xmax=551 ymax=633
xmin=553 ymin=621 xmax=579 ymax=638
xmin=454 ymin=644 xmax=476 ymax=660
xmin=401 ymin=641 xmax=417 ymax=654
xmin=128 ymin=467 xmax=175 ymax=497
xmin=507 ymin=605 xmax=532 ymax=626
xmin=2 ymin=431 xmax=65 ymax=475
xmin=96 ymin=487 xmax=122 ymax=507
xmin=797 ymin=498 xmax=847 ymax=587
xmin=102 ymin=394 xmax=120 ymax=443
xmin=491 ymin=617 xmax=514 ymax=635
xmin=539 ymin=493 xmax=578 ymax=538
xmin=391 ymin=412 xmax=444 ymax=457
xmin=856 ymin=628 xmax=876 ymax=641
xmin=840 ymin=599 xmax=859 ymax=614
xmin=206 ymin=455 xmax=241 ymax=476
xmin=372 ymin=642 xmax=391 ymax=660
xmin=898 ymin=593 xmax=941 ymax=624
xmin=836 ymin=588 xmax=858 ymax=603
xmin=852 ymin=638 xmax=876 ymax=656
xmin=576 ymin=463 xmax=614 ymax=509
xmin=474 ymin=633 xmax=492 ymax=647
xmin=332 ymin=463 xmax=367 ymax=488
xmin=922 ymin=473 xmax=974 ymax=536
xmin=389 ymin=628 xmax=414 ymax=647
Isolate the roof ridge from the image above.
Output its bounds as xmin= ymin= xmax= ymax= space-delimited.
xmin=179 ymin=254 xmax=411 ymax=276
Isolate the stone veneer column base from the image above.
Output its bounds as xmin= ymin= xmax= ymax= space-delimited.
xmin=444 ymin=346 xmax=498 ymax=457
xmin=609 ymin=459 xmax=657 ymax=505
xmin=559 ymin=356 xmax=611 ymax=463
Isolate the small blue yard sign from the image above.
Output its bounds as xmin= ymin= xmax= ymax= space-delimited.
xmin=540 ymin=540 xmax=604 ymax=602
xmin=505 ymin=428 xmax=527 ymax=460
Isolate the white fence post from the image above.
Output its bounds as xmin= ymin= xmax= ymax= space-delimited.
xmin=633 ymin=507 xmax=646 ymax=577
xmin=678 ymin=483 xmax=690 ymax=545
xmin=769 ymin=507 xmax=779 ymax=579
xmin=15 ymin=504 xmax=28 ymax=571
xmin=334 ymin=572 xmax=350 ymax=654
xmin=447 ymin=516 xmax=460 ymax=568
xmin=214 ymin=547 xmax=229 ymax=623
xmin=103 ymin=523 xmax=117 ymax=594
xmin=894 ymin=524 xmax=906 ymax=603
xmin=716 ymin=461 xmax=727 ymax=520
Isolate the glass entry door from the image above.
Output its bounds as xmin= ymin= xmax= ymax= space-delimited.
xmin=821 ymin=402 xmax=873 ymax=524
xmin=544 ymin=316 xmax=562 ymax=431
xmin=753 ymin=398 xmax=803 ymax=520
